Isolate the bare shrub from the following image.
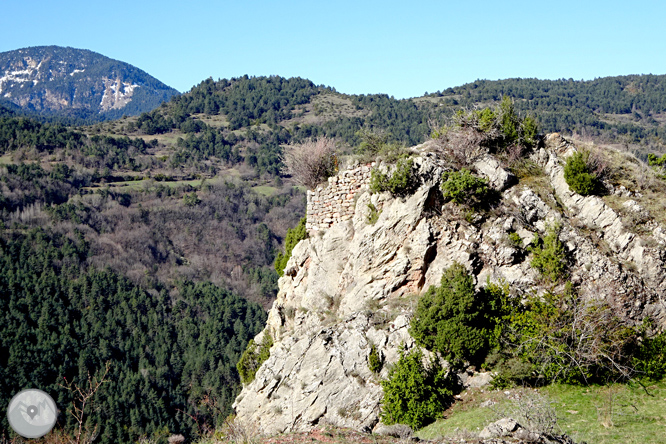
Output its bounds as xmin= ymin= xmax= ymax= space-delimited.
xmin=282 ymin=137 xmax=338 ymax=189
xmin=167 ymin=435 xmax=185 ymax=444
xmin=493 ymin=389 xmax=559 ymax=437
xmin=586 ymin=147 xmax=611 ymax=181
xmin=432 ymin=125 xmax=488 ymax=168
xmin=215 ymin=416 xmax=260 ymax=444
xmin=505 ymin=143 xmax=527 ymax=165
xmin=59 ymin=363 xmax=111 ymax=444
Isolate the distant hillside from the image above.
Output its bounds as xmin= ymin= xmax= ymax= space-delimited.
xmin=429 ymin=75 xmax=666 ymax=148
xmin=0 ymin=46 xmax=179 ymax=122
xmin=124 ymin=74 xmax=666 ymax=177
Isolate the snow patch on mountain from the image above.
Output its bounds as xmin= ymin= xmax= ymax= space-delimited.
xmin=99 ymin=77 xmax=140 ymax=112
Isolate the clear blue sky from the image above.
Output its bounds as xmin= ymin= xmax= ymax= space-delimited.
xmin=1 ymin=0 xmax=665 ymax=98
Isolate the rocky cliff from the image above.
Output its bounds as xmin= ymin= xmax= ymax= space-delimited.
xmin=233 ymin=135 xmax=666 ymax=435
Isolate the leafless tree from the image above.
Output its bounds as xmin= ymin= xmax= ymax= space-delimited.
xmin=282 ymin=137 xmax=338 ymax=189
xmin=506 ymin=291 xmax=639 ymax=385
xmin=59 ymin=363 xmax=110 ymax=444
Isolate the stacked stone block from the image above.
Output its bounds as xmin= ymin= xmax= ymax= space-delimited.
xmin=306 ymin=163 xmax=375 ymax=233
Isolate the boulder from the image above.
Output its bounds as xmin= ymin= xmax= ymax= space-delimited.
xmin=474 ymin=154 xmax=517 ymax=191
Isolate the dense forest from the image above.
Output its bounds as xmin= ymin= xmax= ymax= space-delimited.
xmin=0 ymin=229 xmax=266 ymax=442
xmin=2 ymin=72 xmax=666 ymax=442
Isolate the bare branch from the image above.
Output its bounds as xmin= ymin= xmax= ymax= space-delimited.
xmin=282 ymin=137 xmax=338 ymax=189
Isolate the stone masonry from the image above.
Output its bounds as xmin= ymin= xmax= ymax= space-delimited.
xmin=305 ymin=163 xmax=375 ymax=233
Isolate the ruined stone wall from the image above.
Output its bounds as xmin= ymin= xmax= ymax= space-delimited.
xmin=306 ymin=163 xmax=374 ymax=232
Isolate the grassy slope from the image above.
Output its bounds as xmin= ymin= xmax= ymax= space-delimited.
xmin=417 ymin=381 xmax=666 ymax=443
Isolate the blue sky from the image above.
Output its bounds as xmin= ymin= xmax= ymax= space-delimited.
xmin=1 ymin=0 xmax=665 ymax=98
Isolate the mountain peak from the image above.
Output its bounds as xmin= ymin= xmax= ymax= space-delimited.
xmin=0 ymin=45 xmax=179 ymax=121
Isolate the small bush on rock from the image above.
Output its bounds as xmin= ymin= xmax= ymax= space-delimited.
xmin=564 ymin=151 xmax=602 ymax=196
xmin=237 ymin=333 xmax=273 ymax=384
xmin=381 ymin=348 xmax=455 ymax=429
xmin=368 ymin=342 xmax=384 ymax=373
xmin=275 ymin=217 xmax=308 ymax=277
xmin=440 ymin=168 xmax=490 ymax=209
xmin=369 ymin=158 xmax=417 ymax=196
xmin=529 ymin=224 xmax=567 ymax=283
xmin=410 ymin=263 xmax=509 ymax=367
xmin=366 ymin=203 xmax=381 ymax=225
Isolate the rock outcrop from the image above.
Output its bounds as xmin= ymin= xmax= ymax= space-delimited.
xmin=234 ymin=136 xmax=666 ymax=435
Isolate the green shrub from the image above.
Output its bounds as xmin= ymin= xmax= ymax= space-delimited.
xmin=475 ymin=107 xmax=496 ymax=132
xmin=366 ymin=203 xmax=381 ymax=225
xmin=563 ymin=151 xmax=600 ymax=196
xmin=508 ymin=231 xmax=523 ymax=248
xmin=504 ymin=287 xmax=640 ymax=385
xmin=440 ymin=168 xmax=490 ymax=209
xmin=521 ymin=115 xmax=539 ymax=148
xmin=632 ymin=328 xmax=666 ymax=381
xmin=434 ymin=96 xmax=539 ymax=153
xmin=498 ymin=96 xmax=520 ymax=144
xmin=409 ymin=263 xmax=508 ymax=367
xmin=369 ymin=158 xmax=417 ymax=196
xmin=381 ymin=348 xmax=455 ymax=429
xmin=647 ymin=153 xmax=666 ymax=179
xmin=236 ymin=333 xmax=273 ymax=384
xmin=183 ymin=192 xmax=201 ymax=206
xmin=647 ymin=152 xmax=666 ymax=167
xmin=356 ymin=128 xmax=410 ymax=163
xmin=368 ymin=342 xmax=384 ymax=373
xmin=274 ymin=217 xmax=308 ymax=277
xmin=529 ymin=224 xmax=567 ymax=282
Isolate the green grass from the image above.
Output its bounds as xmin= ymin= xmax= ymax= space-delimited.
xmin=0 ymin=153 xmax=13 ymax=164
xmin=416 ymin=381 xmax=666 ymax=444
xmin=251 ymin=185 xmax=279 ymax=196
xmin=85 ymin=176 xmax=223 ymax=193
xmin=416 ymin=389 xmax=509 ymax=439
xmin=544 ymin=381 xmax=666 ymax=444
xmin=191 ymin=113 xmax=229 ymax=128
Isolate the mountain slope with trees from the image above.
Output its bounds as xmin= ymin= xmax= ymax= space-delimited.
xmin=427 ymin=75 xmax=666 ymax=151
xmin=0 ymin=229 xmax=266 ymax=443
xmin=0 ymin=46 xmax=179 ymax=123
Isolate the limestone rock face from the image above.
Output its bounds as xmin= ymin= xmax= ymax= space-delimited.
xmin=474 ymin=154 xmax=517 ymax=190
xmin=234 ymin=138 xmax=666 ymax=435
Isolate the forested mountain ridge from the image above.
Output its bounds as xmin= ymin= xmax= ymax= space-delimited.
xmin=0 ymin=46 xmax=179 ymax=123
xmin=114 ymin=73 xmax=666 ymax=179
xmin=427 ymin=75 xmax=666 ymax=148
